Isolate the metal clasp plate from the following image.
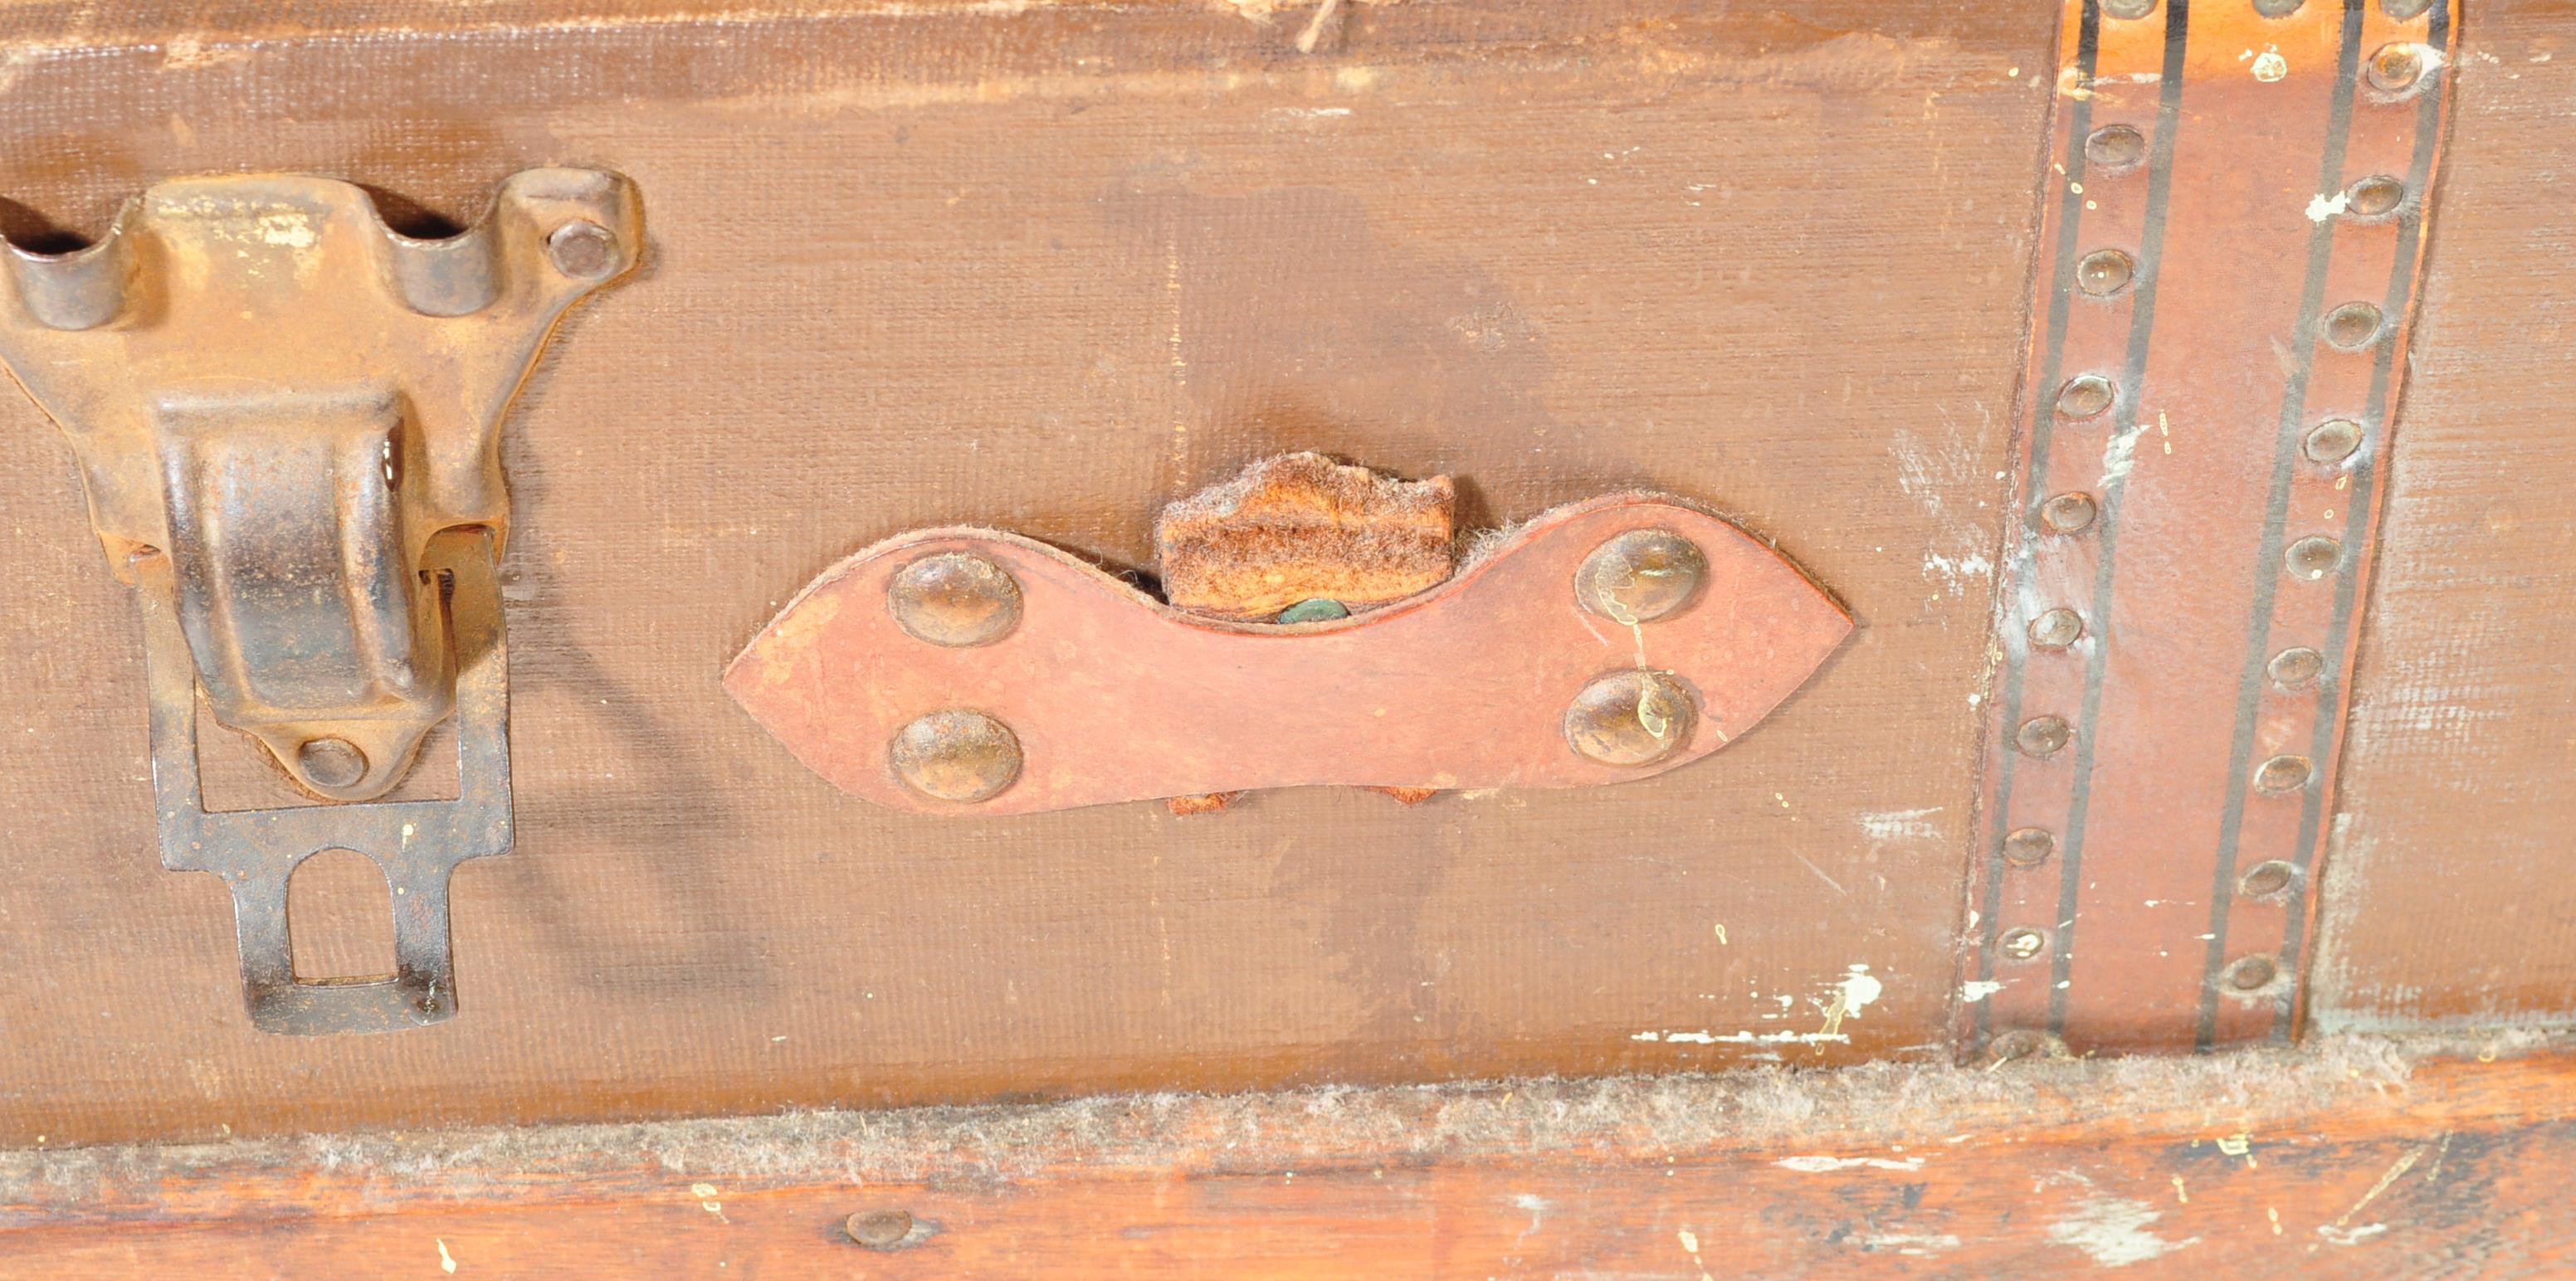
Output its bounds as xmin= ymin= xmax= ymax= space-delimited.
xmin=0 ymin=169 xmax=639 ymax=1031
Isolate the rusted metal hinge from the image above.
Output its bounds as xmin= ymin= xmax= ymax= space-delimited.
xmin=0 ymin=169 xmax=641 ymax=1033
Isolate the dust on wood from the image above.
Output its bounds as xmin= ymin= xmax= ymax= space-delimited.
xmin=0 ymin=1032 xmax=2552 ymax=1218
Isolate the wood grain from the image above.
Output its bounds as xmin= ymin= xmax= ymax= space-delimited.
xmin=0 ymin=0 xmax=2056 ymax=1143
xmin=0 ymin=1037 xmax=2567 ymax=1277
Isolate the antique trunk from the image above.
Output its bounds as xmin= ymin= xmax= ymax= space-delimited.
xmin=0 ymin=0 xmax=2569 ymax=1273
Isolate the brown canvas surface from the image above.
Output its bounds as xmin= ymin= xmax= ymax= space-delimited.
xmin=0 ymin=0 xmax=2555 ymax=1146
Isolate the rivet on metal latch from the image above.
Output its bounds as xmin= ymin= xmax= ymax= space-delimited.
xmin=1575 ymin=529 xmax=1709 ymax=624
xmin=890 ymin=711 xmax=1023 ymax=803
xmin=295 ymin=738 xmax=369 ymax=791
xmin=2003 ymin=827 xmax=2056 ymax=868
xmin=546 ymin=220 xmax=621 ymax=279
xmin=1564 ymin=670 xmax=1697 ymax=767
xmin=888 ymin=553 xmax=1023 ymax=648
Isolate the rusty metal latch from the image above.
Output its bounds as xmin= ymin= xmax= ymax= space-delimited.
xmin=0 ymin=169 xmax=640 ymax=1033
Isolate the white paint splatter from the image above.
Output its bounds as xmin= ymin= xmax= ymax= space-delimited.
xmin=1677 ymin=1227 xmax=1710 ymax=1280
xmin=1960 ymin=980 xmax=2006 ymax=1002
xmin=2306 ymin=189 xmax=2351 ymax=222
xmin=1891 ymin=426 xmax=1974 ymax=516
xmin=1632 ymin=1029 xmax=1849 ymax=1045
xmin=437 ymin=1239 xmax=458 ymax=1274
xmin=2319 ymin=1222 xmax=2389 ymax=1246
xmin=2252 ymin=51 xmax=2288 ymax=82
xmin=2047 ymin=1196 xmax=2200 ymax=1266
xmin=2100 ymin=420 xmax=2147 ymax=488
xmin=1837 ymin=965 xmax=1884 ymax=1019
xmin=1922 ymin=548 xmax=1995 ymax=597
xmin=1861 ymin=1232 xmax=1963 ymax=1255
xmin=1857 ymin=807 xmax=1945 ymax=840
xmin=1778 ymin=1155 xmax=1927 ymax=1172
xmin=1514 ymin=1192 xmax=1550 ymax=1238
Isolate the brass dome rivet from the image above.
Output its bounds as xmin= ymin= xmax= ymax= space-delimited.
xmin=2086 ymin=124 xmax=2147 ymax=170
xmin=2000 ymin=928 xmax=2050 ymax=962
xmin=2105 ymin=0 xmax=2157 ymax=17
xmin=2077 ymin=250 xmax=2136 ymax=299
xmin=2346 ymin=175 xmax=2406 ymax=217
xmin=2016 ymin=714 xmax=2072 ymax=758
xmin=2029 ymin=607 xmax=2085 ymax=650
xmin=2253 ymin=0 xmax=2305 ymax=17
xmin=1564 ymin=670 xmax=1697 ymax=767
xmin=2267 ymin=646 xmax=2325 ymax=689
xmin=2227 ymin=954 xmax=2281 ymax=991
xmin=2239 ymin=860 xmax=2297 ymax=898
xmin=2040 ymin=492 xmax=2099 ymax=535
xmin=2056 ymin=374 xmax=2115 ymax=421
xmin=2003 ymin=827 xmax=2057 ymax=868
xmin=843 ymin=1209 xmax=915 ymax=1250
xmin=2303 ymin=418 xmax=2364 ymax=465
xmin=1574 ymin=529 xmax=1710 ymax=625
xmin=2369 ymin=41 xmax=2427 ymax=93
xmin=890 ymin=711 xmax=1022 ymax=803
xmin=889 ymin=552 xmax=1023 ymax=648
xmin=2323 ymin=301 xmax=2385 ymax=351
xmin=2255 ymin=753 xmax=2314 ymax=794
xmin=2286 ymin=535 xmax=2343 ymax=581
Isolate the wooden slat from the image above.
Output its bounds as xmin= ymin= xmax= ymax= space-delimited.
xmin=1 ymin=1038 xmax=2569 ymax=1275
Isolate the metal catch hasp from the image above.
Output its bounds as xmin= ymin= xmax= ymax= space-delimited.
xmin=0 ymin=169 xmax=640 ymax=1033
